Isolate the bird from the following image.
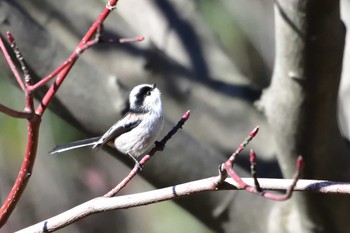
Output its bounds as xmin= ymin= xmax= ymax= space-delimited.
xmin=49 ymin=83 xmax=164 ymax=166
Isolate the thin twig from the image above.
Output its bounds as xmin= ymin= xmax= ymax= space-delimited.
xmin=7 ymin=32 xmax=32 ymax=87
xmin=104 ymin=36 xmax=145 ymax=44
xmin=260 ymin=156 xmax=303 ymax=200
xmin=0 ymin=35 xmax=25 ymax=91
xmin=28 ymin=25 xmax=100 ymax=92
xmin=229 ymin=126 xmax=259 ymax=162
xmin=252 ymin=156 xmax=302 ymax=200
xmin=220 ymin=126 xmax=303 ymax=201
xmin=36 ymin=0 xmax=119 ymax=116
xmin=249 ymin=150 xmax=262 ymax=192
xmin=0 ymin=0 xmax=121 ymax=227
xmin=0 ymin=103 xmax=32 ymax=119
xmin=6 ymin=32 xmax=35 ymax=113
xmin=27 ymin=60 xmax=71 ymax=92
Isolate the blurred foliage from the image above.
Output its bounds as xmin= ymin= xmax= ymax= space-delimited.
xmin=198 ymin=0 xmax=248 ymax=71
xmin=0 ymin=0 xmax=264 ymax=232
xmin=197 ymin=0 xmax=271 ymax=87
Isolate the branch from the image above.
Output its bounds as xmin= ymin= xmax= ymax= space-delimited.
xmin=15 ymin=124 xmax=305 ymax=232
xmin=218 ymin=126 xmax=302 ymax=201
xmin=0 ymin=33 xmax=39 ymax=227
xmin=0 ymin=116 xmax=40 ymax=227
xmin=35 ymin=0 xmax=119 ymax=116
xmin=6 ymin=32 xmax=35 ymax=112
xmin=16 ymin=176 xmax=350 ymax=233
xmin=0 ymin=34 xmax=24 ymax=91
xmin=0 ymin=102 xmax=31 ymax=119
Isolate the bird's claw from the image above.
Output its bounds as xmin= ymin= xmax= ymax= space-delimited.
xmin=128 ymin=153 xmax=143 ymax=171
xmin=135 ymin=160 xmax=143 ymax=171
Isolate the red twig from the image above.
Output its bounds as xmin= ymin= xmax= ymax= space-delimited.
xmin=0 ymin=0 xmax=121 ymax=227
xmin=104 ymin=36 xmax=145 ymax=44
xmin=257 ymin=156 xmax=302 ymax=200
xmin=27 ymin=60 xmax=71 ymax=92
xmin=247 ymin=150 xmax=303 ymax=200
xmin=219 ymin=127 xmax=303 ymax=201
xmin=0 ymin=35 xmax=25 ymax=91
xmin=250 ymin=150 xmax=262 ymax=192
xmin=228 ymin=126 xmax=259 ymax=162
xmin=7 ymin=32 xmax=35 ymax=113
xmin=35 ymin=0 xmax=119 ymax=116
xmin=28 ymin=24 xmax=103 ymax=92
xmin=0 ymin=32 xmax=39 ymax=227
xmin=104 ymin=110 xmax=191 ymax=197
xmin=0 ymin=103 xmax=31 ymax=119
xmin=0 ymin=116 xmax=41 ymax=227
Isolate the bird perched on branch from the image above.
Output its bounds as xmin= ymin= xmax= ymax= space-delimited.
xmin=49 ymin=83 xmax=164 ymax=166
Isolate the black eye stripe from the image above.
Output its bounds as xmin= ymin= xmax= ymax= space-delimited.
xmin=134 ymin=86 xmax=153 ymax=108
xmin=137 ymin=86 xmax=152 ymax=97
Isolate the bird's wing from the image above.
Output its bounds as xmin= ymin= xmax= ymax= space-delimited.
xmin=94 ymin=111 xmax=142 ymax=147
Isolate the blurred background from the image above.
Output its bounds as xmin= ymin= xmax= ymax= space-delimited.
xmin=0 ymin=72 xmax=215 ymax=233
xmin=1 ymin=0 xmax=350 ymax=232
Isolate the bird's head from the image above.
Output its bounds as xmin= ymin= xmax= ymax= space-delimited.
xmin=129 ymin=83 xmax=162 ymax=113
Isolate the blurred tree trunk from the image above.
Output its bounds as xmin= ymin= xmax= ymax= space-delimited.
xmin=259 ymin=0 xmax=350 ymax=232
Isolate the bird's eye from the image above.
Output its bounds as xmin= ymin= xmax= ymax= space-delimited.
xmin=146 ymin=91 xmax=152 ymax=96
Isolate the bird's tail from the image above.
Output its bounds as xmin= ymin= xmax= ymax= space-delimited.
xmin=49 ymin=136 xmax=101 ymax=155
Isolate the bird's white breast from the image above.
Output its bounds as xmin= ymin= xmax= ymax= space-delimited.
xmin=114 ymin=112 xmax=164 ymax=157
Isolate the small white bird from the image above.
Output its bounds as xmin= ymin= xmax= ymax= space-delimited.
xmin=49 ymin=83 xmax=164 ymax=165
